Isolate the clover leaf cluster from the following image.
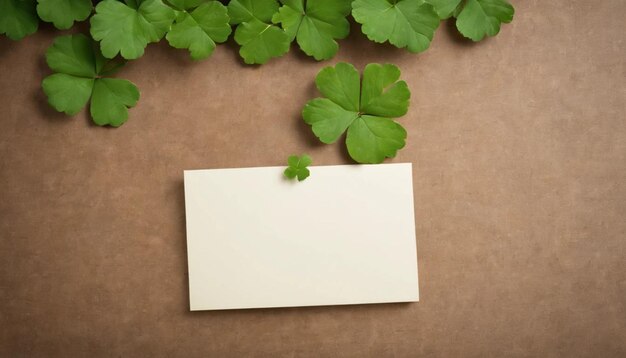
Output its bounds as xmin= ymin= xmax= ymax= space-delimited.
xmin=0 ymin=0 xmax=514 ymax=127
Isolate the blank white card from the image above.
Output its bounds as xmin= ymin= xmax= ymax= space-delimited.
xmin=184 ymin=163 xmax=418 ymax=311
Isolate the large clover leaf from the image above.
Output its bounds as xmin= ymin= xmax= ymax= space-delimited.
xmin=90 ymin=0 xmax=176 ymax=60
xmin=272 ymin=0 xmax=351 ymax=61
xmin=42 ymin=34 xmax=140 ymax=127
xmin=228 ymin=0 xmax=290 ymax=64
xmin=352 ymin=0 xmax=440 ymax=54
xmin=165 ymin=0 xmax=232 ymax=60
xmin=0 ymin=0 xmax=38 ymax=40
xmin=36 ymin=0 xmax=92 ymax=30
xmin=302 ymin=62 xmax=410 ymax=164
xmin=428 ymin=0 xmax=514 ymax=41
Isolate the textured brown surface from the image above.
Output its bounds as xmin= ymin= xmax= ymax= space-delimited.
xmin=1 ymin=1 xmax=625 ymax=357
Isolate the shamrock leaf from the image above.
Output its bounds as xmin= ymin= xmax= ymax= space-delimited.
xmin=352 ymin=0 xmax=440 ymax=54
xmin=302 ymin=62 xmax=410 ymax=164
xmin=165 ymin=0 xmax=231 ymax=60
xmin=42 ymin=34 xmax=140 ymax=127
xmin=455 ymin=0 xmax=514 ymax=41
xmin=0 ymin=0 xmax=38 ymax=40
xmin=272 ymin=0 xmax=351 ymax=61
xmin=90 ymin=0 xmax=176 ymax=60
xmin=427 ymin=0 xmax=514 ymax=41
xmin=36 ymin=0 xmax=92 ymax=30
xmin=228 ymin=0 xmax=290 ymax=64
xmin=284 ymin=154 xmax=312 ymax=181
xmin=426 ymin=0 xmax=461 ymax=18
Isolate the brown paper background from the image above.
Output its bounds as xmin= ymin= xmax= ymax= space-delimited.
xmin=1 ymin=1 xmax=625 ymax=356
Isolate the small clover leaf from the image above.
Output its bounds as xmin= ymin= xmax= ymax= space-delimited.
xmin=352 ymin=0 xmax=440 ymax=54
xmin=0 ymin=0 xmax=38 ymax=40
xmin=228 ymin=0 xmax=290 ymax=64
xmin=272 ymin=0 xmax=352 ymax=61
xmin=302 ymin=62 xmax=410 ymax=164
xmin=427 ymin=0 xmax=514 ymax=41
xmin=42 ymin=34 xmax=140 ymax=127
xmin=165 ymin=0 xmax=232 ymax=60
xmin=284 ymin=154 xmax=312 ymax=181
xmin=36 ymin=0 xmax=93 ymax=30
xmin=90 ymin=0 xmax=176 ymax=60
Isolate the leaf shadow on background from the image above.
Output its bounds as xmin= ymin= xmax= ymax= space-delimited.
xmin=340 ymin=20 xmax=413 ymax=65
xmin=0 ymin=37 xmax=12 ymax=57
xmin=292 ymin=81 xmax=327 ymax=148
xmin=156 ymin=39 xmax=198 ymax=67
xmin=221 ymin=35 xmax=257 ymax=68
xmin=34 ymin=55 xmax=71 ymax=123
xmin=289 ymin=41 xmax=326 ymax=63
xmin=336 ymin=133 xmax=356 ymax=164
xmin=443 ymin=19 xmax=482 ymax=47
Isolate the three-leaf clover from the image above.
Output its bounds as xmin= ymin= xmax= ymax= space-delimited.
xmin=90 ymin=0 xmax=176 ymax=60
xmin=302 ymin=62 xmax=410 ymax=164
xmin=427 ymin=0 xmax=515 ymax=41
xmin=352 ymin=0 xmax=440 ymax=53
xmin=165 ymin=0 xmax=232 ymax=60
xmin=284 ymin=154 xmax=312 ymax=181
xmin=0 ymin=0 xmax=39 ymax=40
xmin=228 ymin=0 xmax=290 ymax=64
xmin=36 ymin=0 xmax=92 ymax=30
xmin=272 ymin=0 xmax=351 ymax=61
xmin=42 ymin=34 xmax=140 ymax=127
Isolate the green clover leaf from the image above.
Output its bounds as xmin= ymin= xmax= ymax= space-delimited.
xmin=42 ymin=34 xmax=140 ymax=127
xmin=272 ymin=0 xmax=352 ymax=61
xmin=36 ymin=0 xmax=92 ymax=30
xmin=90 ymin=0 xmax=176 ymax=60
xmin=352 ymin=0 xmax=440 ymax=54
xmin=167 ymin=0 xmax=204 ymax=8
xmin=165 ymin=0 xmax=232 ymax=60
xmin=455 ymin=0 xmax=514 ymax=41
xmin=228 ymin=0 xmax=290 ymax=64
xmin=0 ymin=0 xmax=38 ymax=40
xmin=302 ymin=62 xmax=410 ymax=164
xmin=427 ymin=0 xmax=514 ymax=41
xmin=284 ymin=154 xmax=312 ymax=181
xmin=426 ymin=0 xmax=461 ymax=18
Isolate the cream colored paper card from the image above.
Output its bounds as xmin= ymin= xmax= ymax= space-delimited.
xmin=184 ymin=163 xmax=418 ymax=311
